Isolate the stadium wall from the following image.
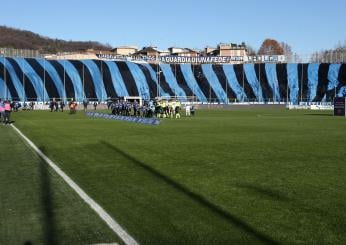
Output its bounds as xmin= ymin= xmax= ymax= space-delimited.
xmin=0 ymin=57 xmax=345 ymax=104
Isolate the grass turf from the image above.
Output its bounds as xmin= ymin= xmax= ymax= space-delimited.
xmin=0 ymin=123 xmax=121 ymax=244
xmin=2 ymin=108 xmax=346 ymax=244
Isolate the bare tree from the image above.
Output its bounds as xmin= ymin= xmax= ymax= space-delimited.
xmin=310 ymin=40 xmax=346 ymax=63
xmin=246 ymin=45 xmax=257 ymax=56
xmin=279 ymin=42 xmax=294 ymax=62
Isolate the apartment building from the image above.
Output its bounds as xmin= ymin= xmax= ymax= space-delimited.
xmin=111 ymin=46 xmax=138 ymax=56
xmin=168 ymin=47 xmax=200 ymax=57
xmin=205 ymin=43 xmax=247 ymax=57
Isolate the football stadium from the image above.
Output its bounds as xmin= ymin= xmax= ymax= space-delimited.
xmin=1 ymin=56 xmax=346 ymax=244
xmin=1 ymin=0 xmax=346 ymax=243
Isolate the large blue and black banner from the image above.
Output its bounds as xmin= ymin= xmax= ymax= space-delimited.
xmin=0 ymin=56 xmax=346 ymax=104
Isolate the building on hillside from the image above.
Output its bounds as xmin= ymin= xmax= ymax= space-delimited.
xmin=80 ymin=49 xmax=115 ymax=55
xmin=204 ymin=46 xmax=217 ymax=56
xmin=168 ymin=47 xmax=200 ymax=57
xmin=111 ymin=46 xmax=138 ymax=56
xmin=45 ymin=52 xmax=97 ymax=60
xmin=168 ymin=47 xmax=185 ymax=54
xmin=44 ymin=49 xmax=114 ymax=60
xmin=202 ymin=43 xmax=248 ymax=64
xmin=132 ymin=46 xmax=161 ymax=58
xmin=159 ymin=50 xmax=170 ymax=56
xmin=205 ymin=43 xmax=247 ymax=57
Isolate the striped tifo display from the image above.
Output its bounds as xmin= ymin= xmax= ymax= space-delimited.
xmin=0 ymin=57 xmax=345 ymax=103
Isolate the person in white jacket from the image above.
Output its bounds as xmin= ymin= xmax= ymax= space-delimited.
xmin=185 ymin=105 xmax=191 ymax=116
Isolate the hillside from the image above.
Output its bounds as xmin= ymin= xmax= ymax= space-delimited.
xmin=0 ymin=26 xmax=111 ymax=53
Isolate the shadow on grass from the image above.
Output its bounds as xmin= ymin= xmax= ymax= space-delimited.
xmin=235 ymin=183 xmax=337 ymax=230
xmin=100 ymin=140 xmax=279 ymax=244
xmin=38 ymin=146 xmax=57 ymax=245
xmin=2 ymin=120 xmax=16 ymax=124
xmin=304 ymin=113 xmax=333 ymax=116
xmin=235 ymin=183 xmax=290 ymax=201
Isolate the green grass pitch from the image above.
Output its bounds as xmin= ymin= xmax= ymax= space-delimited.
xmin=1 ymin=108 xmax=346 ymax=244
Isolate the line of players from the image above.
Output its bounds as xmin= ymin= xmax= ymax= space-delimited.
xmin=109 ymin=99 xmax=182 ymax=118
xmin=49 ymin=99 xmax=65 ymax=112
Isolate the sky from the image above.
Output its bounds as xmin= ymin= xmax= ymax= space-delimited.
xmin=0 ymin=0 xmax=345 ymax=55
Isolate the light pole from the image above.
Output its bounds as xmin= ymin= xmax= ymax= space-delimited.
xmin=4 ymin=54 xmax=8 ymax=100
xmin=158 ymin=69 xmax=161 ymax=98
xmin=82 ymin=62 xmax=85 ymax=100
xmin=273 ymin=75 xmax=278 ymax=103
xmin=242 ymin=64 xmax=245 ymax=102
xmin=22 ymin=58 xmax=25 ymax=102
xmin=193 ymin=83 xmax=196 ymax=103
xmin=193 ymin=66 xmax=196 ymax=103
xmin=43 ymin=58 xmax=46 ymax=103
xmin=300 ymin=63 xmax=303 ymax=103
xmin=225 ymin=67 xmax=228 ymax=104
xmin=100 ymin=60 xmax=103 ymax=102
xmin=258 ymin=62 xmax=261 ymax=103
xmin=156 ymin=69 xmax=162 ymax=98
xmin=286 ymin=74 xmax=288 ymax=105
xmin=3 ymin=55 xmax=7 ymax=100
xmin=156 ymin=53 xmax=160 ymax=99
xmin=209 ymin=75 xmax=211 ymax=104
xmin=156 ymin=69 xmax=159 ymax=98
xmin=174 ymin=64 xmax=177 ymax=99
xmin=192 ymin=64 xmax=195 ymax=102
xmin=63 ymin=58 xmax=66 ymax=102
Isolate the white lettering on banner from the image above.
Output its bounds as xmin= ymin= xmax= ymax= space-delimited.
xmin=95 ymin=54 xmax=285 ymax=64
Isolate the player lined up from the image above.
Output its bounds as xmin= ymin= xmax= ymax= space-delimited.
xmin=108 ymin=99 xmax=182 ymax=119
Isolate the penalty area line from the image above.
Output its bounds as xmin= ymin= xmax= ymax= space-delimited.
xmin=11 ymin=124 xmax=138 ymax=245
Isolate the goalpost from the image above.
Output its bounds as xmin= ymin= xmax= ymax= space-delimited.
xmin=155 ymin=96 xmax=199 ymax=105
xmin=123 ymin=96 xmax=143 ymax=106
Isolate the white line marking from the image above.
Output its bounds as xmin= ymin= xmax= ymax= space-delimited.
xmin=11 ymin=124 xmax=138 ymax=245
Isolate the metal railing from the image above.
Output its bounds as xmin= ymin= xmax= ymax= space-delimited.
xmin=0 ymin=48 xmax=43 ymax=58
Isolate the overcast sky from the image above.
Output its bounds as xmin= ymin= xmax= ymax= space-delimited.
xmin=1 ymin=0 xmax=345 ymax=55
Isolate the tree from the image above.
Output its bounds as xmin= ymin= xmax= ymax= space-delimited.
xmin=310 ymin=40 xmax=346 ymax=63
xmin=280 ymin=42 xmax=294 ymax=62
xmin=0 ymin=25 xmax=112 ymax=53
xmin=258 ymin=38 xmax=284 ymax=55
xmin=246 ymin=45 xmax=257 ymax=56
xmin=280 ymin=42 xmax=293 ymax=56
